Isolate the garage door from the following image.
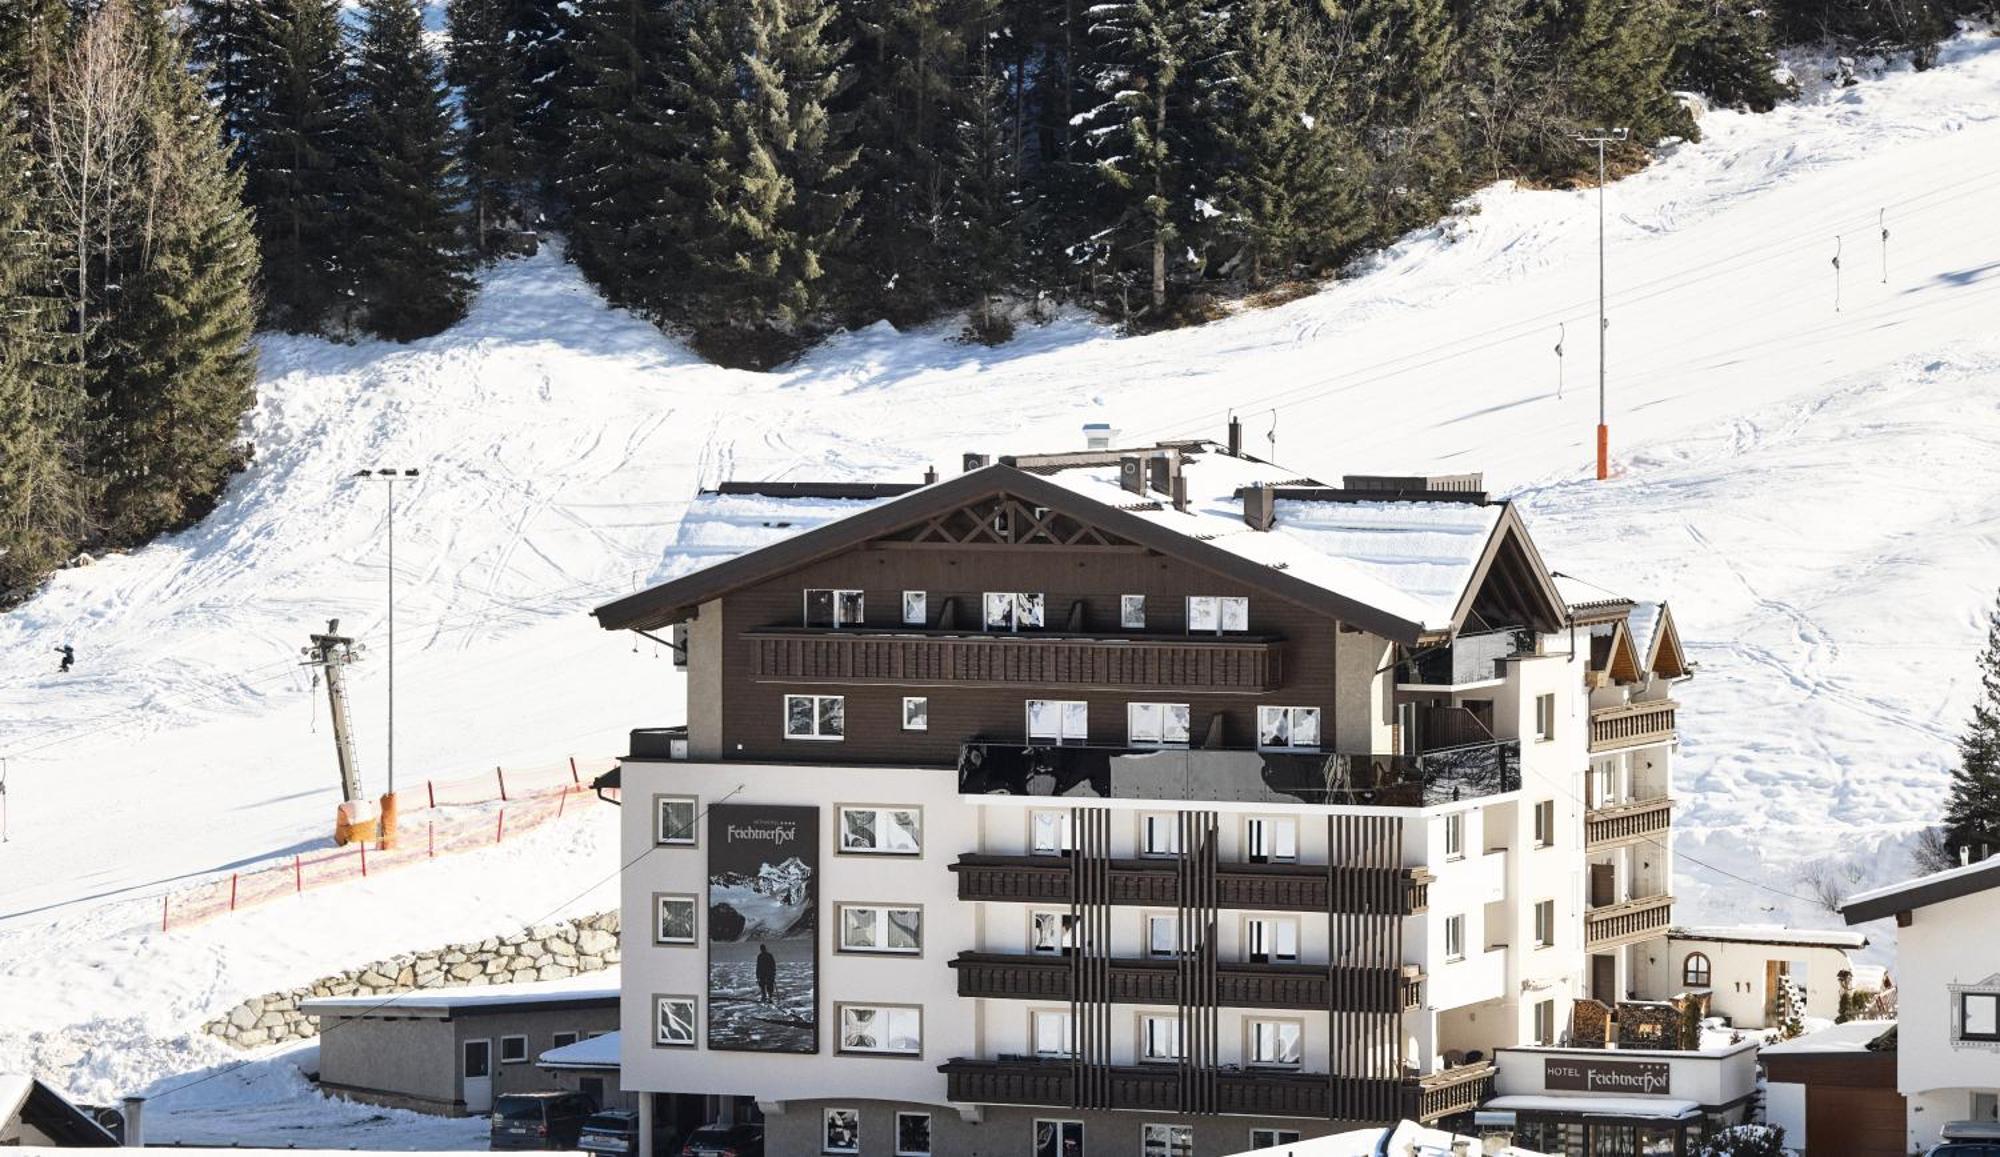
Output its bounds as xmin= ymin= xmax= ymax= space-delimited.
xmin=1806 ymin=1086 xmax=1905 ymax=1155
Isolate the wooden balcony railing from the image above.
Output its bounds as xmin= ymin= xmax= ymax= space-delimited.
xmin=938 ymin=1058 xmax=1494 ymax=1123
xmin=948 ymin=952 xmax=1423 ymax=1012
xmin=747 ymin=628 xmax=1282 ymax=691
xmin=1589 ymin=700 xmax=1678 ymax=752
xmin=948 ymin=854 xmax=1431 ymax=915
xmin=1585 ymin=796 xmax=1674 ymax=849
xmin=1403 ymin=1062 xmax=1497 ymax=1122
xmin=1585 ymin=894 xmax=1674 ymax=950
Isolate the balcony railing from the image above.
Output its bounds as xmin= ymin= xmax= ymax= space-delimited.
xmin=1585 ymin=894 xmax=1674 ymax=950
xmin=948 ymin=952 xmax=1422 ymax=1012
xmin=1585 ymin=796 xmax=1674 ymax=849
xmin=958 ymin=739 xmax=1521 ymax=809
xmin=949 ymin=854 xmax=1430 ymax=915
xmin=938 ymin=1058 xmax=1494 ymax=1123
xmin=746 ymin=627 xmax=1282 ymax=691
xmin=1397 ymin=628 xmax=1535 ymax=687
xmin=1589 ymin=699 xmax=1679 ymax=752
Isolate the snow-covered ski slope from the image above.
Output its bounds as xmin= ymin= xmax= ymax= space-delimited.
xmin=5 ymin=35 xmax=2000 ymax=942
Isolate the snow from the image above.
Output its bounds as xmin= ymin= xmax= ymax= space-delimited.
xmin=1760 ymin=1018 xmax=1896 ymax=1055
xmin=538 ymin=1031 xmax=619 ymax=1069
xmin=1272 ymin=499 xmax=1504 ymax=627
xmin=301 ymin=971 xmax=619 ymax=1014
xmin=1843 ymin=850 xmax=2000 ymax=908
xmin=1671 ymin=924 xmax=1869 ymax=948
xmin=1230 ymin=1120 xmax=1551 ymax=1157
xmin=4 ymin=26 xmax=2000 ymax=1142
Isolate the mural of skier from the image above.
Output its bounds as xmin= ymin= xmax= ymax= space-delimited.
xmin=706 ymin=803 xmax=817 ymax=1053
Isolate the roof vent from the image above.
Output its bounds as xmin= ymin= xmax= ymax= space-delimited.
xmin=1083 ymin=422 xmax=1115 ymax=451
xmin=1241 ymin=483 xmax=1275 ymax=530
xmin=1119 ymin=455 xmax=1146 ymax=496
xmin=963 ymin=453 xmax=990 ymax=473
xmin=1227 ymin=415 xmax=1243 ymax=457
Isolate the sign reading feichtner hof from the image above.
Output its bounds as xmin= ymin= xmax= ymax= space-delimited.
xmin=1543 ymin=1057 xmax=1672 ymax=1095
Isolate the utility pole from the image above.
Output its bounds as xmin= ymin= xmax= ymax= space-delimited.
xmin=1577 ymin=127 xmax=1627 ymax=481
xmin=356 ymin=467 xmax=419 ymax=847
xmin=302 ymin=620 xmax=363 ymax=804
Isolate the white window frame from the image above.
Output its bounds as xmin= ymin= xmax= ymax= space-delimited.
xmin=1121 ymin=594 xmax=1147 ymax=629
xmin=1960 ymin=990 xmax=2000 ymax=1044
xmin=1591 ymin=761 xmax=1617 ymax=807
xmin=836 ymin=1002 xmax=923 ymax=1056
xmin=1035 ymin=1120 xmax=1084 ymax=1157
xmin=1444 ymin=812 xmax=1465 ymax=860
xmin=1145 ymin=912 xmax=1179 ymax=959
xmin=1032 ymin=1008 xmax=1077 ymax=1058
xmin=804 ymin=588 xmax=865 ymax=628
xmin=1139 ymin=813 xmax=1182 ymax=858
xmin=1534 ymin=899 xmax=1555 ymax=948
xmin=1139 ymin=1013 xmax=1183 ymax=1062
xmin=552 ymin=1031 xmax=579 ymax=1050
xmin=1535 ymin=692 xmax=1556 ymax=741
xmin=837 ymin=903 xmax=923 ymax=955
xmin=902 ymin=696 xmax=929 ymax=731
xmin=985 ymin=591 xmax=1046 ymax=631
xmin=1256 ymin=705 xmax=1322 ymax=750
xmin=655 ymin=795 xmax=698 ymax=846
xmin=1030 ymin=910 xmax=1077 ymax=955
xmin=1533 ymin=799 xmax=1555 ymax=848
xmin=653 ymin=994 xmax=696 ymax=1048
xmin=499 ymin=1034 xmax=528 ymax=1064
xmin=1244 ymin=915 xmax=1300 ymax=964
xmin=1246 ymin=1017 xmax=1304 ymax=1068
xmin=1534 ymin=998 xmax=1556 ymax=1046
xmin=1244 ymin=816 xmax=1298 ymax=864
xmin=1027 ymin=699 xmax=1089 ymax=744
xmin=1141 ymin=1123 xmax=1195 ymax=1157
xmin=654 ymin=893 xmax=698 ymax=946
xmin=1445 ymin=914 xmax=1466 ymax=962
xmin=785 ymin=693 xmax=845 ymax=740
xmin=838 ymin=805 xmax=923 ymax=855
xmin=823 ymin=1108 xmax=861 ymax=1156
xmin=894 ymin=1111 xmax=932 ymax=1157
xmin=1187 ymin=595 xmax=1249 ymax=634
xmin=1127 ymin=702 xmax=1190 ymax=747
xmin=1030 ymin=810 xmax=1074 ymax=856
xmin=902 ymin=590 xmax=927 ymax=626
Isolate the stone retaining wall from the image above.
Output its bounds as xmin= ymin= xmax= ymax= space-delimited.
xmin=203 ymin=910 xmax=620 ymax=1050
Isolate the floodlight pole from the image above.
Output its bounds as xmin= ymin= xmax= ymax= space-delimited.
xmin=1578 ymin=127 xmax=1627 ymax=481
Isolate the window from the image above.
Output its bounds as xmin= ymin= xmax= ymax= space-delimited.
xmin=896 ymin=1112 xmax=932 ymax=1157
xmin=839 ymin=904 xmax=922 ymax=954
xmin=1256 ymin=705 xmax=1321 ymax=750
xmin=1683 ymin=952 xmax=1712 ymax=988
xmin=902 ymin=696 xmax=928 ymax=731
xmin=1244 ymin=816 xmax=1298 ymax=864
xmin=839 ymin=806 xmax=922 ymax=855
xmin=1535 ymin=692 xmax=1556 ymax=741
xmin=1121 ymin=594 xmax=1146 ymax=629
xmin=1251 ymin=1130 xmax=1302 ymax=1149
xmin=1031 ymin=911 xmax=1077 ymax=955
xmin=1533 ymin=799 xmax=1556 ymax=847
xmin=655 ymin=894 xmax=698 ymax=945
xmin=805 ymin=588 xmax=864 ymax=628
xmin=1146 ymin=913 xmax=1179 ymax=958
xmin=1128 ymin=702 xmax=1191 ymax=746
xmin=1248 ymin=1019 xmax=1303 ymax=1068
xmin=1972 ymin=1092 xmax=1998 ymax=1123
xmin=1534 ymin=998 xmax=1556 ymax=1046
xmin=1445 ymin=914 xmax=1466 ymax=961
xmin=1142 ymin=1124 xmax=1194 ymax=1157
xmin=1140 ymin=814 xmax=1182 ymax=857
xmin=1444 ymin=812 xmax=1465 ymax=860
xmin=1139 ymin=1013 xmax=1182 ymax=1062
xmin=1534 ymin=899 xmax=1555 ymax=948
xmin=1187 ymin=595 xmax=1249 ymax=633
xmin=838 ymin=1003 xmax=923 ymax=1055
xmin=785 ymin=693 xmax=845 ymax=740
xmin=1591 ymin=761 xmax=1616 ymax=807
xmin=655 ymin=796 xmax=697 ymax=846
xmin=654 ymin=995 xmax=695 ymax=1048
xmin=1960 ymin=992 xmax=2000 ymax=1042
xmin=985 ymin=591 xmax=1046 ymax=630
xmin=1030 ymin=810 xmax=1074 ymax=855
xmin=1035 ymin=1120 xmax=1084 ymax=1157
xmin=552 ymin=1031 xmax=579 ymax=1050
xmin=1033 ymin=1009 xmax=1076 ymax=1057
xmin=902 ymin=590 xmax=927 ymax=626
xmin=1245 ymin=916 xmax=1300 ymax=964
xmin=824 ymin=1108 xmax=860 ymax=1155
xmin=499 ymin=1035 xmax=527 ymax=1063
xmin=1027 ymin=699 xmax=1089 ymax=744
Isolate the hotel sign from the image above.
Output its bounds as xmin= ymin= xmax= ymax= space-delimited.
xmin=1544 ymin=1057 xmax=1672 ymax=1095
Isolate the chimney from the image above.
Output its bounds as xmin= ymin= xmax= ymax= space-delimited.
xmin=1083 ymin=421 xmax=1115 ymax=451
xmin=962 ymin=452 xmax=989 ymax=473
xmin=922 ymin=466 xmax=938 ymax=485
xmin=1242 ymin=483 xmax=1275 ymax=530
xmin=121 ymin=1096 xmax=145 ymax=1148
xmin=1147 ymin=453 xmax=1173 ymax=496
xmin=1118 ymin=455 xmax=1146 ymax=495
xmin=1171 ymin=475 xmax=1188 ymax=512
xmin=1227 ymin=415 xmax=1242 ymax=457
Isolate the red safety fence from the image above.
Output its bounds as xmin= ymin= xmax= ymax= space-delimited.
xmin=158 ymin=756 xmax=619 ymax=932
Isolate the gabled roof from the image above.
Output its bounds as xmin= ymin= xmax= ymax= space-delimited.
xmin=539 ymin=1030 xmax=620 ymax=1071
xmin=1589 ymin=619 xmax=1644 ymax=685
xmin=1 ymin=1074 xmax=119 ymax=1147
xmin=1641 ymin=603 xmax=1690 ymax=679
xmin=1843 ymin=855 xmax=2000 ymax=925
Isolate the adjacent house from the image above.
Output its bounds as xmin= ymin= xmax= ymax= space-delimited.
xmin=1843 ymin=855 xmax=2000 ymax=1151
xmin=536 ymin=1031 xmax=635 ymax=1114
xmin=0 ymin=1075 xmax=118 ymax=1147
xmin=1632 ymin=926 xmax=1870 ymax=1030
xmin=1760 ymin=1019 xmax=1901 ymax=1156
xmin=593 ymin=430 xmax=1693 ymax=1157
xmin=301 ymin=975 xmax=618 ymax=1115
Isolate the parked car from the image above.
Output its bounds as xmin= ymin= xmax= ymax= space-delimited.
xmin=679 ymin=1122 xmax=764 ymax=1157
xmin=576 ymin=1109 xmax=640 ymax=1157
xmin=490 ymin=1091 xmax=595 ymax=1150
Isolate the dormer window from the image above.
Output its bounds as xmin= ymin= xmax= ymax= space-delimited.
xmin=1187 ymin=595 xmax=1248 ymax=634
xmin=805 ymin=589 xmax=864 ymax=627
xmin=985 ymin=592 xmax=1045 ymax=631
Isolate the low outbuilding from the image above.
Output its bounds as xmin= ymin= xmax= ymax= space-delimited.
xmin=1760 ymin=1019 xmax=1901 ymax=1156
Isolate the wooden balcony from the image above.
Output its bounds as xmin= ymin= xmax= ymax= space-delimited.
xmin=1585 ymin=894 xmax=1674 ymax=951
xmin=948 ymin=952 xmax=1423 ymax=1012
xmin=1589 ymin=700 xmax=1678 ymax=753
xmin=1585 ymin=796 xmax=1674 ymax=850
xmin=746 ymin=628 xmax=1282 ymax=691
xmin=948 ymin=854 xmax=1431 ymax=915
xmin=938 ymin=1058 xmax=1494 ymax=1123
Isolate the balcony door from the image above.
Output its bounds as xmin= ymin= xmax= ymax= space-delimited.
xmin=1591 ymin=953 xmax=1617 ymax=1003
xmin=1589 ymin=862 xmax=1615 ymax=908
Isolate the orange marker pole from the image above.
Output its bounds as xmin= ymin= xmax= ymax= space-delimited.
xmin=1596 ymin=424 xmax=1609 ymax=481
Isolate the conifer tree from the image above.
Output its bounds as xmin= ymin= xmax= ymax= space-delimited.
xmin=184 ymin=0 xmax=261 ymax=144
xmin=1944 ymin=591 xmax=2000 ymax=862
xmin=1671 ymin=0 xmax=1791 ymax=112
xmin=347 ymin=0 xmax=472 ymax=341
xmin=946 ymin=7 xmax=1023 ymax=341
xmin=447 ymin=0 xmax=525 ymax=254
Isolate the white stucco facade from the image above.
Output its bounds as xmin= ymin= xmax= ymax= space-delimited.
xmin=1880 ymin=885 xmax=2000 ymax=1150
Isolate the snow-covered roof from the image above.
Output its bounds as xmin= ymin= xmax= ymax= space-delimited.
xmin=669 ymin=491 xmax=900 ymax=569
xmin=1227 ymin=1119 xmax=1551 ymax=1157
xmin=539 ymin=1030 xmax=619 ymax=1070
xmin=0 ymin=1076 xmax=31 ymax=1124
xmin=1844 ymin=854 xmax=2000 ymax=924
xmin=299 ymin=971 xmax=619 ymax=1018
xmin=1761 ymin=1019 xmax=1896 ymax=1056
xmin=1671 ymin=924 xmax=1867 ymax=950
xmin=1627 ymin=602 xmax=1663 ymax=662
xmin=1484 ymin=1094 xmax=1704 ymax=1119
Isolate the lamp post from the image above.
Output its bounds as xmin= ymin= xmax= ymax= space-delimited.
xmin=356 ymin=467 xmax=419 ymax=847
xmin=1576 ymin=127 xmax=1627 ymax=481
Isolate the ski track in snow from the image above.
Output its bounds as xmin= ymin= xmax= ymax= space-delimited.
xmin=3 ymin=29 xmax=2000 ymax=1140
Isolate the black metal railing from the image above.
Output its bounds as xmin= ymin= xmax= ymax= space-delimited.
xmin=957 ymin=740 xmax=1521 ymax=808
xmin=1397 ymin=627 xmax=1535 ymax=686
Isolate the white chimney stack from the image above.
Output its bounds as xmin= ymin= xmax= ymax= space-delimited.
xmin=121 ymin=1096 xmax=145 ymax=1147
xmin=1083 ymin=422 xmax=1115 ymax=451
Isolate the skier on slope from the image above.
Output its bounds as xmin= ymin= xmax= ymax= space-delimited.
xmin=55 ymin=644 xmax=73 ymax=673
